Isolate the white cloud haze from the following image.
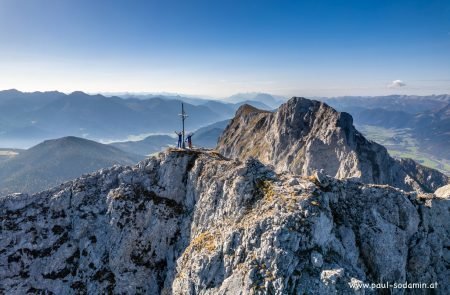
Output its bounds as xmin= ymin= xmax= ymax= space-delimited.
xmin=388 ymin=80 xmax=406 ymax=88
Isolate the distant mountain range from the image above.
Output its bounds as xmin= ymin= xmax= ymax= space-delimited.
xmin=318 ymin=94 xmax=450 ymax=114
xmin=225 ymin=92 xmax=287 ymax=109
xmin=0 ymin=136 xmax=142 ymax=195
xmin=120 ymin=92 xmax=286 ymax=109
xmin=0 ymin=90 xmax=272 ymax=148
xmin=319 ymin=95 xmax=450 ymax=160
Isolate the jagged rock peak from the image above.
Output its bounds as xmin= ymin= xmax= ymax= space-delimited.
xmin=1 ymin=148 xmax=449 ymax=294
xmin=282 ymin=97 xmax=355 ymax=131
xmin=235 ymin=103 xmax=271 ymax=117
xmin=217 ymin=97 xmax=448 ymax=192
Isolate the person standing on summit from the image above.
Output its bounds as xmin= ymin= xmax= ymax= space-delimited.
xmin=186 ymin=133 xmax=193 ymax=149
xmin=175 ymin=131 xmax=182 ymax=148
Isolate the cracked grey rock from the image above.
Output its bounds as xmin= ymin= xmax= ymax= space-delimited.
xmin=1 ymin=149 xmax=449 ymax=294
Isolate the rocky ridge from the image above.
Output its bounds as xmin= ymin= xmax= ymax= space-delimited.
xmin=217 ymin=97 xmax=448 ymax=192
xmin=1 ymin=149 xmax=449 ymax=294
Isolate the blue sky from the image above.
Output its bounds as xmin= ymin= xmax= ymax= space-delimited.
xmin=0 ymin=0 xmax=449 ymax=97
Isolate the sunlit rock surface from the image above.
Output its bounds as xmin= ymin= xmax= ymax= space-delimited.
xmin=217 ymin=97 xmax=448 ymax=193
xmin=1 ymin=149 xmax=448 ymax=294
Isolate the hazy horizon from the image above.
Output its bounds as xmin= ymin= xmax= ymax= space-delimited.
xmin=2 ymin=88 xmax=450 ymax=100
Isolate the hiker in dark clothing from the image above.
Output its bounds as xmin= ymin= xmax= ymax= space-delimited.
xmin=175 ymin=131 xmax=182 ymax=148
xmin=186 ymin=133 xmax=193 ymax=149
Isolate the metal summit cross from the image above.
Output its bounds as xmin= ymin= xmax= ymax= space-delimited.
xmin=179 ymin=103 xmax=188 ymax=149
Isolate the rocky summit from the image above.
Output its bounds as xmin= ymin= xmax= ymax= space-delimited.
xmin=1 ymin=149 xmax=449 ymax=294
xmin=217 ymin=97 xmax=449 ymax=193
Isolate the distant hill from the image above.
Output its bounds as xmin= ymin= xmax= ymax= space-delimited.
xmin=192 ymin=119 xmax=230 ymax=148
xmin=410 ymin=104 xmax=449 ymax=159
xmin=109 ymin=135 xmax=176 ymax=156
xmin=0 ymin=136 xmax=142 ymax=195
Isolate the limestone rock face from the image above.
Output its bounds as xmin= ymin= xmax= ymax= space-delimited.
xmin=434 ymin=184 xmax=450 ymax=199
xmin=1 ymin=149 xmax=449 ymax=294
xmin=217 ymin=97 xmax=448 ymax=192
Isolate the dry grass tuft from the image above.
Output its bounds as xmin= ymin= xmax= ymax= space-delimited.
xmin=257 ymin=180 xmax=276 ymax=203
xmin=191 ymin=231 xmax=216 ymax=252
